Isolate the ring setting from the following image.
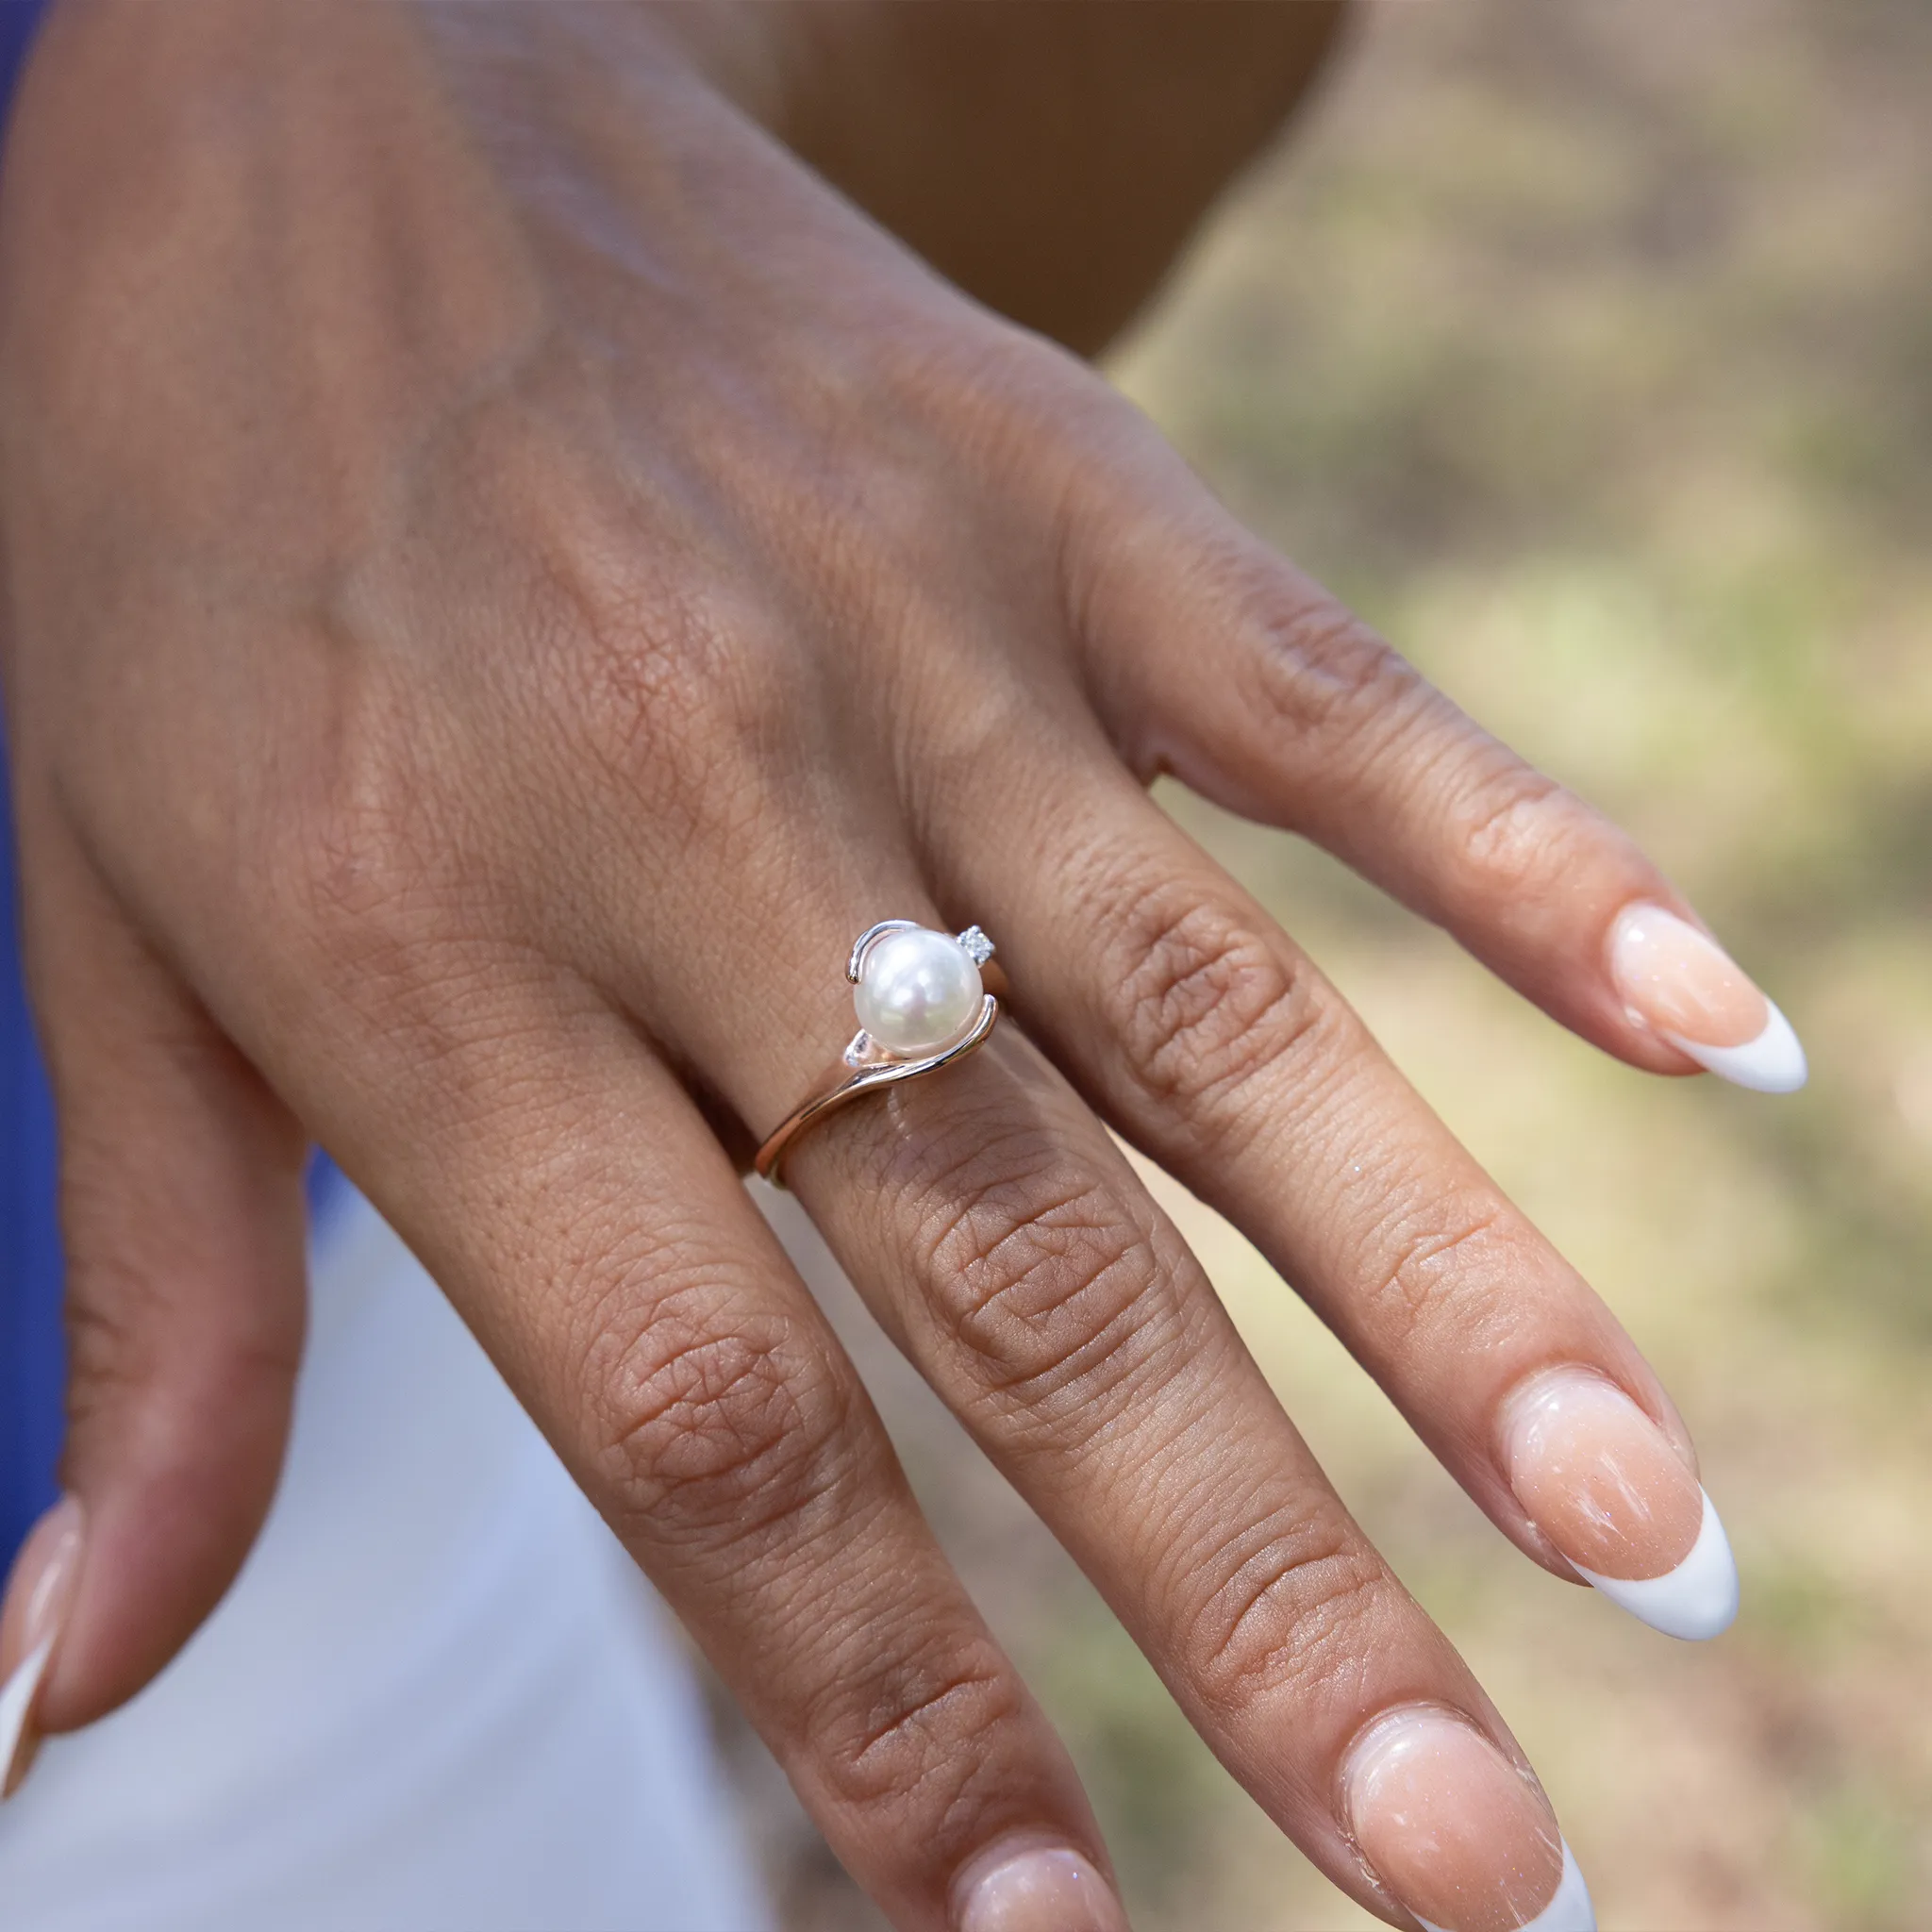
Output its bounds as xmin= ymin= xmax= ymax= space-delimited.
xmin=755 ymin=922 xmax=1001 ymax=1184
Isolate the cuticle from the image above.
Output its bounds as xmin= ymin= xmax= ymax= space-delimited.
xmin=1337 ymin=1702 xmax=1561 ymax=1932
xmin=1334 ymin=1701 xmax=1522 ymax=1926
xmin=1490 ymin=1360 xmax=1612 ymax=1479
xmin=1497 ymin=1358 xmax=1697 ymax=1484
xmin=1334 ymin=1698 xmax=1478 ymax=1835
xmin=947 ymin=1830 xmax=1112 ymax=1931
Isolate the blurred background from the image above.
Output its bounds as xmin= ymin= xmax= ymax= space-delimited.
xmin=719 ymin=2 xmax=1932 ymax=1927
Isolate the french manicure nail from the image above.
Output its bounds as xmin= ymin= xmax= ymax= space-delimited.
xmin=1608 ymin=903 xmax=1806 ymax=1092
xmin=1341 ymin=1705 xmax=1594 ymax=1932
xmin=0 ymin=1495 xmax=85 ymax=1800
xmin=1502 ymin=1368 xmax=1738 ymax=1641
xmin=956 ymin=1842 xmax=1128 ymax=1932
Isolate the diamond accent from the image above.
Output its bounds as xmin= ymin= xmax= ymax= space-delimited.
xmin=956 ymin=925 xmax=995 ymax=966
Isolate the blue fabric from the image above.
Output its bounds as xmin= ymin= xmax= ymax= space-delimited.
xmin=0 ymin=742 xmax=63 ymax=1582
xmin=0 ymin=0 xmax=59 ymax=1584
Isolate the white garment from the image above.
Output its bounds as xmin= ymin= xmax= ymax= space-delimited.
xmin=0 ymin=1191 xmax=774 ymax=1932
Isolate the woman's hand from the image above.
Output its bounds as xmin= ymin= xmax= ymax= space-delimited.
xmin=0 ymin=5 xmax=1799 ymax=1927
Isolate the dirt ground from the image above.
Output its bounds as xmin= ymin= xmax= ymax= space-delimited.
xmin=715 ymin=4 xmax=1932 ymax=1925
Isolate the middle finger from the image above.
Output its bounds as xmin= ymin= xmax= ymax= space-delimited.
xmin=675 ymin=876 xmax=1593 ymax=1932
xmin=932 ymin=730 xmax=1737 ymax=1645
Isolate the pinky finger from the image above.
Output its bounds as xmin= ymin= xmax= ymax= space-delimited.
xmin=1 ymin=818 xmax=308 ymax=1793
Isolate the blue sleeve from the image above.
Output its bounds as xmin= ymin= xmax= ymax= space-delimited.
xmin=0 ymin=755 xmax=65 ymax=1581
xmin=0 ymin=0 xmax=59 ymax=1583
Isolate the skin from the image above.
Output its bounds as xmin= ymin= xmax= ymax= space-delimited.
xmin=0 ymin=3 xmax=1722 ymax=1925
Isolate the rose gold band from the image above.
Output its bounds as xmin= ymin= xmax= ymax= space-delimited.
xmin=753 ymin=994 xmax=1001 ymax=1187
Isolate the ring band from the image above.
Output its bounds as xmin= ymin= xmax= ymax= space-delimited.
xmin=754 ymin=921 xmax=1002 ymax=1186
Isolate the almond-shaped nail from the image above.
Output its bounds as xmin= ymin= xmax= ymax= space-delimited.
xmin=956 ymin=1842 xmax=1128 ymax=1932
xmin=1342 ymin=1705 xmax=1594 ymax=1932
xmin=0 ymin=1496 xmax=85 ymax=1800
xmin=1502 ymin=1368 xmax=1738 ymax=1641
xmin=1608 ymin=903 xmax=1805 ymax=1092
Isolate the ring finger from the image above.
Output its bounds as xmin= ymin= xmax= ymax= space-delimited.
xmin=214 ymin=950 xmax=1128 ymax=1932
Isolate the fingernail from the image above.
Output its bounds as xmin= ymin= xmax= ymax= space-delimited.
xmin=1341 ymin=1705 xmax=1594 ymax=1932
xmin=1608 ymin=903 xmax=1806 ymax=1092
xmin=0 ymin=1496 xmax=85 ymax=1801
xmin=1501 ymin=1367 xmax=1738 ymax=1641
xmin=956 ymin=1841 xmax=1128 ymax=1932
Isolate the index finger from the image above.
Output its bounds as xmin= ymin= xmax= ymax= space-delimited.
xmin=1068 ymin=452 xmax=1806 ymax=1094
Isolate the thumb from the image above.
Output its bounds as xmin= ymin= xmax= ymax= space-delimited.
xmin=1 ymin=824 xmax=307 ymax=1795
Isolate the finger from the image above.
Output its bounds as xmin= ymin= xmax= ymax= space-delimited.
xmin=938 ymin=753 xmax=1740 ymax=1641
xmin=1069 ymin=477 xmax=1805 ymax=1093
xmin=2 ymin=818 xmax=308 ymax=1794
xmin=267 ymin=958 xmax=1126 ymax=1932
xmin=684 ymin=894 xmax=1591 ymax=1932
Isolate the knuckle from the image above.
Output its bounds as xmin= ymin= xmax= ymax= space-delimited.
xmin=1361 ymin=1198 xmax=1517 ymax=1359
xmin=1445 ymin=763 xmax=1577 ymax=903
xmin=1230 ymin=574 xmax=1424 ymax=747
xmin=886 ymin=317 xmax=1103 ymax=455
xmin=268 ymin=675 xmax=470 ymax=987
xmin=590 ymin=1277 xmax=857 ymax=1546
xmin=891 ymin=1120 xmax=1185 ymax=1423
xmin=60 ymin=1285 xmax=152 ymax=1424
xmin=816 ymin=1637 xmax=1027 ymax=1827
xmin=1189 ymin=1512 xmax=1388 ymax=1713
xmin=1099 ymin=877 xmax=1333 ymax=1119
xmin=288 ymin=737 xmax=437 ymax=937
xmin=60 ymin=1247 xmax=302 ymax=1441
xmin=552 ymin=561 xmax=803 ymax=815
xmin=483 ymin=455 xmax=814 ymax=831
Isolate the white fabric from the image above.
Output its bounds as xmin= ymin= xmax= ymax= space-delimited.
xmin=0 ymin=1191 xmax=773 ymax=1932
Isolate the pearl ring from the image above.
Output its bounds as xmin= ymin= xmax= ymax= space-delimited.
xmin=754 ymin=921 xmax=1001 ymax=1185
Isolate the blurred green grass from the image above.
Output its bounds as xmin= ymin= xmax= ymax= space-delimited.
xmin=732 ymin=4 xmax=1932 ymax=1926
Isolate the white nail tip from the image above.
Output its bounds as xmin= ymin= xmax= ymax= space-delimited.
xmin=1414 ymin=1839 xmax=1595 ymax=1932
xmin=1666 ymin=999 xmax=1807 ymax=1093
xmin=1574 ymin=1487 xmax=1740 ymax=1641
xmin=0 ymin=1636 xmax=53 ymax=1797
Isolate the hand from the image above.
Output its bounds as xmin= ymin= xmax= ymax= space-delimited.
xmin=0 ymin=5 xmax=1798 ymax=1927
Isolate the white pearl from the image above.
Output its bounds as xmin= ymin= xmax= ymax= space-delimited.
xmin=854 ymin=927 xmax=982 ymax=1055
